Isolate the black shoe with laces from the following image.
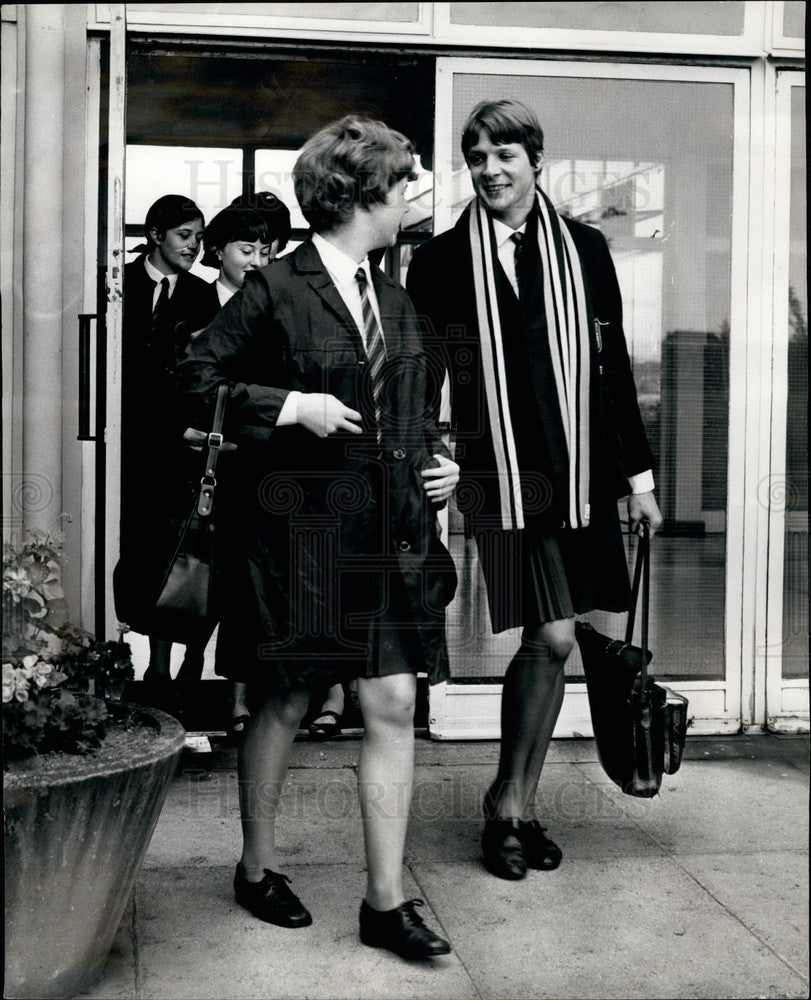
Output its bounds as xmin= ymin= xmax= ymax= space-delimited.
xmin=359 ymin=899 xmax=451 ymax=959
xmin=518 ymin=820 xmax=562 ymax=871
xmin=233 ymin=864 xmax=312 ymax=928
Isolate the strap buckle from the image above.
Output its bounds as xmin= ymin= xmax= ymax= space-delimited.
xmin=207 ymin=431 xmax=224 ymax=450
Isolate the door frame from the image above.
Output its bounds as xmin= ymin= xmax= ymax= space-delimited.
xmin=762 ymin=69 xmax=809 ymax=732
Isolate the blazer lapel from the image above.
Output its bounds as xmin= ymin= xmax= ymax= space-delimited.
xmin=294 ymin=240 xmax=365 ymax=354
xmin=370 ymin=267 xmax=407 ymax=354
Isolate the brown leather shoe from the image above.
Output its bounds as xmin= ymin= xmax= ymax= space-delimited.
xmin=518 ymin=820 xmax=562 ymax=871
xmin=359 ymin=899 xmax=451 ymax=959
xmin=233 ymin=864 xmax=312 ymax=928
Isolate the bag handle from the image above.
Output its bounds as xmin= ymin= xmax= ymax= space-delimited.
xmin=624 ymin=523 xmax=651 ymax=679
xmin=196 ymin=383 xmax=230 ymax=517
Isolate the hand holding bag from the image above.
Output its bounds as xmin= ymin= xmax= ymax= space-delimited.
xmin=150 ymin=383 xmax=231 ymax=644
xmin=575 ymin=524 xmax=689 ymax=798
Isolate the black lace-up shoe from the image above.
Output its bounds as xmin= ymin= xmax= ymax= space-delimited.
xmin=234 ymin=864 xmax=312 ymax=928
xmin=518 ymin=820 xmax=563 ymax=870
xmin=482 ymin=817 xmax=528 ymax=880
xmin=359 ymin=899 xmax=451 ymax=959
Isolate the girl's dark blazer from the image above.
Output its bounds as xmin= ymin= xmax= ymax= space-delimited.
xmin=114 ymin=257 xmax=216 ymax=632
xmin=406 ymin=210 xmax=655 ymax=529
xmin=176 ymin=239 xmax=455 ymax=692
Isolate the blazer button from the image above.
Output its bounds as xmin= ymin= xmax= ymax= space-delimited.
xmin=398 ymin=540 xmax=411 ymax=551
xmin=392 ymin=447 xmax=406 ymax=460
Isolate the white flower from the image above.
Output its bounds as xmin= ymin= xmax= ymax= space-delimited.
xmin=2 ymin=663 xmax=15 ymax=704
xmin=3 ymin=567 xmax=31 ymax=603
xmin=31 ymin=661 xmax=54 ymax=688
xmin=12 ymin=668 xmax=31 ymax=703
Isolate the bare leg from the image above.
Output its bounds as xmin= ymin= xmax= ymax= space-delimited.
xmin=314 ymin=682 xmax=345 ymax=720
xmin=238 ymin=687 xmax=310 ymax=880
xmin=356 ymin=673 xmax=416 ymax=911
xmin=488 ymin=618 xmax=574 ymax=821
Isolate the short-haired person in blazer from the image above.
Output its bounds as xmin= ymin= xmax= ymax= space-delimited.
xmin=406 ymin=100 xmax=663 ymax=881
xmin=116 ymin=194 xmax=213 ymax=709
xmin=178 ymin=116 xmax=459 ymax=959
xmin=181 ymin=195 xmax=293 ymax=731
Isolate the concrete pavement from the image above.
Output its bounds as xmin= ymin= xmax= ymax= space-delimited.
xmin=77 ymin=733 xmax=809 ymax=1000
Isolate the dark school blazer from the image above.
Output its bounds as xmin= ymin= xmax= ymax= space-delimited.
xmin=114 ymin=258 xmax=215 ymax=633
xmin=176 ymin=239 xmax=456 ymax=693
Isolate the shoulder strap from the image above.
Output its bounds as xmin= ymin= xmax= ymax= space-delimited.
xmin=196 ymin=383 xmax=230 ymax=517
xmin=624 ymin=523 xmax=650 ymax=678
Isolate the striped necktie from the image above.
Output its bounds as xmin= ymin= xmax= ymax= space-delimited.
xmin=355 ymin=267 xmax=387 ymax=440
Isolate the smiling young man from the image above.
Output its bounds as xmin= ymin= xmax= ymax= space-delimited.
xmin=407 ymin=99 xmax=662 ymax=881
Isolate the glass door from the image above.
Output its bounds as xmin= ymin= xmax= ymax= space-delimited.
xmin=429 ymin=58 xmax=751 ymax=738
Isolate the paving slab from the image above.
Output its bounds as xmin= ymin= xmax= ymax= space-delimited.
xmin=129 ymin=864 xmax=475 ymax=1000
xmin=676 ymin=852 xmax=809 ymax=977
xmin=572 ymin=758 xmax=809 ymax=855
xmin=404 ymin=764 xmax=664 ymax=864
xmin=412 ymin=857 xmax=809 ymax=1000
xmin=144 ymin=767 xmax=368 ymax=870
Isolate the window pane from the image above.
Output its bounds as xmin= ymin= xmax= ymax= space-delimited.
xmin=126 ymin=3 xmax=420 ymax=21
xmin=125 ymin=146 xmax=243 ymax=230
xmin=446 ymin=74 xmax=735 ymax=682
xmin=449 ymin=1 xmax=745 ymax=35
xmin=254 ymin=149 xmax=307 ymax=230
xmin=783 ymin=86 xmax=808 ymax=680
xmin=782 ymin=1 xmax=806 ymax=39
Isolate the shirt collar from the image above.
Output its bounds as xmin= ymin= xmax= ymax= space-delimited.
xmin=312 ymin=232 xmax=370 ymax=289
xmin=143 ymin=254 xmax=179 ymax=291
xmin=492 ymin=218 xmax=527 ymax=250
xmin=215 ymin=279 xmax=236 ymax=307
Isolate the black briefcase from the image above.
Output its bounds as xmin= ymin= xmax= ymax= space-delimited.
xmin=575 ymin=524 xmax=689 ymax=798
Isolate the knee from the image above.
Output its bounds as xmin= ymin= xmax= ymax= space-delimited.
xmin=523 ymin=622 xmax=575 ymax=665
xmin=359 ymin=677 xmax=416 ymax=732
xmin=258 ymin=690 xmax=309 ymax=730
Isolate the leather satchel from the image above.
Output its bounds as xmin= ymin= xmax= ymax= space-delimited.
xmin=150 ymin=383 xmax=231 ymax=644
xmin=575 ymin=524 xmax=689 ymax=798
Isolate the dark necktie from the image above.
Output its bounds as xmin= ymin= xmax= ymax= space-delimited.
xmin=355 ymin=267 xmax=387 ymax=440
xmin=152 ymin=276 xmax=170 ymax=336
xmin=511 ymin=231 xmax=525 ymax=295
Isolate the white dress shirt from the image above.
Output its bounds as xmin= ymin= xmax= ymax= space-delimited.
xmin=490 ymin=219 xmax=654 ymax=495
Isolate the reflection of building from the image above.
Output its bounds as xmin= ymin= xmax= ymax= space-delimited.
xmin=661 ymin=331 xmax=729 ymax=535
xmin=1 ymin=3 xmax=806 ymax=736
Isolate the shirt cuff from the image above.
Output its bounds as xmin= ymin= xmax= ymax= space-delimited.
xmin=277 ymin=391 xmax=300 ymax=426
xmin=627 ymin=470 xmax=655 ymax=495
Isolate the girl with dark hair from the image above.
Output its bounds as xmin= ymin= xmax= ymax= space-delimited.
xmin=186 ymin=198 xmax=292 ymax=733
xmin=114 ymin=194 xmax=212 ymax=710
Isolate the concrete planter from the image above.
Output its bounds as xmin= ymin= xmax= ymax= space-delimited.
xmin=4 ymin=705 xmax=185 ymax=999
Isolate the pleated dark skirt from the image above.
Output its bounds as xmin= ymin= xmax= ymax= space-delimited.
xmin=474 ymin=507 xmax=631 ymax=634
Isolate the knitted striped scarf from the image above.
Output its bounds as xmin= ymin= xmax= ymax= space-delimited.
xmin=467 ymin=188 xmax=592 ymax=531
